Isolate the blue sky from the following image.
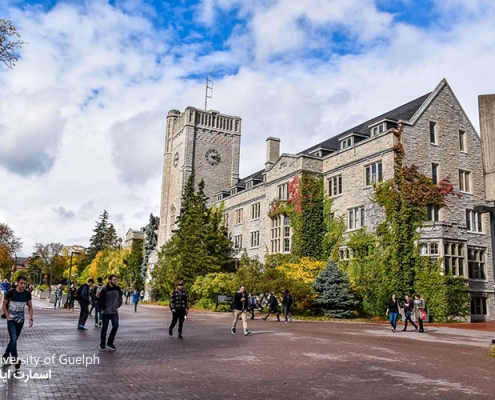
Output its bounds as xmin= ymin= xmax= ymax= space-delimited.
xmin=1 ymin=0 xmax=495 ymax=255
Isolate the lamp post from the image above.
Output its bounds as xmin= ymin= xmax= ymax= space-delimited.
xmin=66 ymin=251 xmax=81 ymax=307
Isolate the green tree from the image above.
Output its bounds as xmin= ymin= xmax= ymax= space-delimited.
xmin=153 ymin=177 xmax=233 ymax=294
xmin=0 ymin=222 xmax=22 ymax=279
xmin=87 ymin=210 xmax=119 ymax=261
xmin=32 ymin=243 xmax=64 ymax=287
xmin=312 ymin=260 xmax=357 ymax=318
xmin=121 ymin=239 xmax=144 ymax=291
xmin=0 ymin=19 xmax=27 ymax=69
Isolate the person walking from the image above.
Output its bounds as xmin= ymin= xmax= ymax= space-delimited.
xmin=282 ymin=289 xmax=293 ymax=323
xmin=99 ymin=274 xmax=123 ymax=350
xmin=247 ymin=293 xmax=258 ymax=320
xmin=401 ymin=294 xmax=418 ymax=331
xmin=54 ymin=284 xmax=63 ymax=309
xmin=76 ymin=278 xmax=94 ymax=330
xmin=412 ymin=294 xmax=426 ymax=333
xmin=168 ymin=281 xmax=189 ymax=339
xmin=68 ymin=284 xmax=77 ymax=312
xmin=131 ymin=289 xmax=140 ymax=312
xmin=386 ymin=293 xmax=400 ymax=332
xmin=231 ymin=286 xmax=251 ymax=336
xmin=262 ymin=292 xmax=281 ymax=321
xmin=1 ymin=279 xmax=9 ymax=300
xmin=124 ymin=289 xmax=130 ymax=305
xmin=1 ymin=275 xmax=33 ymax=371
xmin=91 ymin=277 xmax=104 ymax=327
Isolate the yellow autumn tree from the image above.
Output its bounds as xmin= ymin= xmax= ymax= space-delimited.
xmin=275 ymin=257 xmax=326 ymax=311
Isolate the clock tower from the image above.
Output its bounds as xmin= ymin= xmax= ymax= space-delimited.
xmin=157 ymin=106 xmax=242 ymax=248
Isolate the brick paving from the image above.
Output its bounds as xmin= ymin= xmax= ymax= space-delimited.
xmin=1 ymin=300 xmax=495 ymax=400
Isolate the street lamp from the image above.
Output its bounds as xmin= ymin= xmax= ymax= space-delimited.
xmin=65 ymin=250 xmax=81 ymax=308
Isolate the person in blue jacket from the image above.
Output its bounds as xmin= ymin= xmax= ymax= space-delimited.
xmin=131 ymin=289 xmax=140 ymax=312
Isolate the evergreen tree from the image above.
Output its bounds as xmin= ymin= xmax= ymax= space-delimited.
xmin=142 ymin=214 xmax=159 ymax=282
xmin=312 ymin=260 xmax=357 ymax=318
xmin=87 ymin=210 xmax=120 ymax=261
xmin=154 ymin=176 xmax=233 ymax=293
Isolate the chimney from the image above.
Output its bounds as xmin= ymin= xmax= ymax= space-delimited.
xmin=265 ymin=137 xmax=280 ymax=170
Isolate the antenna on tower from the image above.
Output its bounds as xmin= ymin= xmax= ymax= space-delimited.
xmin=205 ymin=75 xmax=213 ymax=110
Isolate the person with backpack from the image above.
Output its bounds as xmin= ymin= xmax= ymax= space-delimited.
xmin=91 ymin=277 xmax=104 ymax=327
xmin=262 ymin=292 xmax=281 ymax=321
xmin=76 ymin=278 xmax=94 ymax=330
xmin=282 ymin=289 xmax=293 ymax=323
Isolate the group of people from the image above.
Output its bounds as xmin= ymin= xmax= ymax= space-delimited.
xmin=231 ymin=287 xmax=295 ymax=337
xmin=386 ymin=293 xmax=427 ymax=333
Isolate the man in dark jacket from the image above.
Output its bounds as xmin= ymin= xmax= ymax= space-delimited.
xmin=169 ymin=281 xmax=189 ymax=339
xmin=262 ymin=292 xmax=281 ymax=321
xmin=231 ymin=285 xmax=251 ymax=336
xmin=99 ymin=275 xmax=123 ymax=350
xmin=76 ymin=278 xmax=94 ymax=330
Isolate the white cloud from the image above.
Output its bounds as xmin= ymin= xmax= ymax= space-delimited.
xmin=1 ymin=0 xmax=495 ymax=256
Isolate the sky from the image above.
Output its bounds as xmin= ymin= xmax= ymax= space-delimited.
xmin=1 ymin=0 xmax=495 ymax=256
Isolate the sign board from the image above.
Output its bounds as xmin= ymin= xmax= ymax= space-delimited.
xmin=216 ymin=294 xmax=233 ymax=304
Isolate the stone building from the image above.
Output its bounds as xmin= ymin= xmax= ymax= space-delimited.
xmin=157 ymin=79 xmax=494 ymax=321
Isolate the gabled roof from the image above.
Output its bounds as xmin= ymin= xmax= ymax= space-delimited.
xmin=301 ymin=92 xmax=431 ymax=155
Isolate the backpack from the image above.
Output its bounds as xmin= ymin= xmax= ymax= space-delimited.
xmin=95 ymin=285 xmax=104 ymax=298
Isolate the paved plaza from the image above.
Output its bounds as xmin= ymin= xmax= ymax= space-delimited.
xmin=1 ymin=299 xmax=495 ymax=400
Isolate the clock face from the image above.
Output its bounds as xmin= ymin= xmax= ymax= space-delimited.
xmin=173 ymin=152 xmax=179 ymax=167
xmin=205 ymin=149 xmax=221 ymax=165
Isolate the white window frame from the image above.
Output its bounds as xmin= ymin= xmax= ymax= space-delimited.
xmin=430 ymin=121 xmax=438 ymax=144
xmin=466 ymin=210 xmax=483 ymax=233
xmin=235 ymin=208 xmax=243 ymax=224
xmin=278 ymin=183 xmax=288 ymax=200
xmin=250 ymin=231 xmax=260 ymax=248
xmin=365 ymin=162 xmax=383 ymax=186
xmin=251 ymin=202 xmax=261 ymax=220
xmin=444 ymin=242 xmax=465 ymax=277
xmin=234 ymin=235 xmax=243 ymax=249
xmin=428 ymin=205 xmax=440 ymax=222
xmin=468 ymin=247 xmax=486 ymax=280
xmin=459 ymin=129 xmax=467 ymax=153
xmin=459 ymin=170 xmax=472 ymax=193
xmin=328 ymin=175 xmax=343 ymax=197
xmin=348 ymin=206 xmax=365 ymax=230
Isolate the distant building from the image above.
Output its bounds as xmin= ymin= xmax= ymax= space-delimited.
xmin=125 ymin=228 xmax=145 ymax=248
xmin=158 ymin=79 xmax=494 ymax=321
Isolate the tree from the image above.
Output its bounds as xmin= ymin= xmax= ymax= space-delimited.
xmin=312 ymin=260 xmax=357 ymax=318
xmin=153 ymin=177 xmax=233 ymax=294
xmin=0 ymin=19 xmax=27 ymax=69
xmin=0 ymin=222 xmax=22 ymax=278
xmin=121 ymin=239 xmax=144 ymax=291
xmin=87 ymin=210 xmax=120 ymax=261
xmin=142 ymin=214 xmax=159 ymax=282
xmin=32 ymin=243 xmax=64 ymax=287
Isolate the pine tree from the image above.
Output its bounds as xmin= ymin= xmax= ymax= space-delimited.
xmin=154 ymin=176 xmax=234 ymax=293
xmin=87 ymin=210 xmax=120 ymax=261
xmin=312 ymin=260 xmax=357 ymax=318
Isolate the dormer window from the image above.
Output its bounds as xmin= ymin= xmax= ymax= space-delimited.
xmin=371 ymin=122 xmax=386 ymax=137
xmin=341 ymin=137 xmax=353 ymax=149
